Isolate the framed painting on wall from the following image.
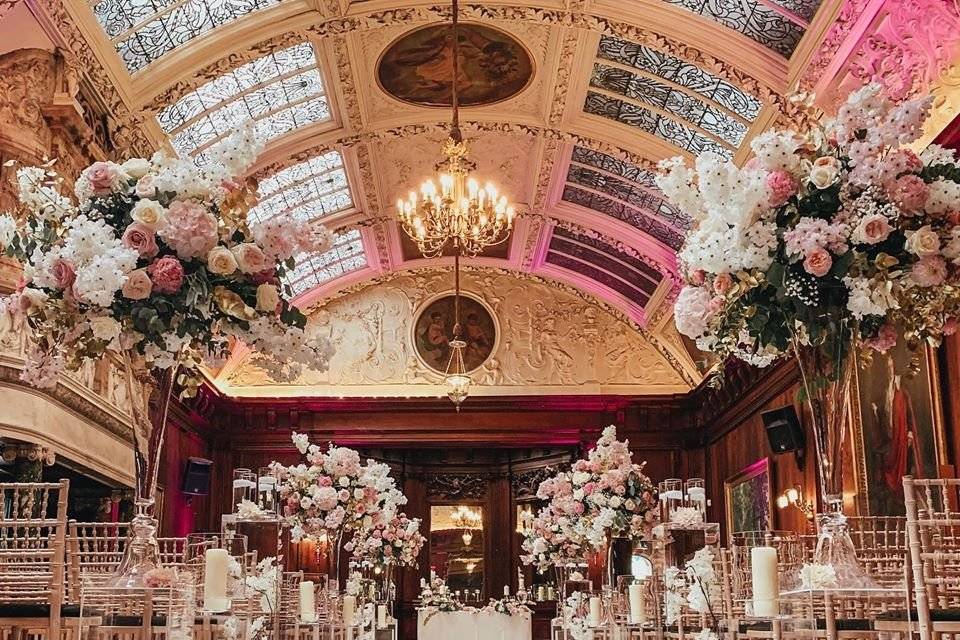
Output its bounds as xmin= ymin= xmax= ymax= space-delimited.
xmin=849 ymin=344 xmax=946 ymax=516
xmin=724 ymin=458 xmax=773 ymax=543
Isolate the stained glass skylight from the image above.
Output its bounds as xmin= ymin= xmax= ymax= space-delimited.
xmin=249 ymin=150 xmax=353 ymax=224
xmin=156 ymin=44 xmax=330 ymax=158
xmin=286 ymin=229 xmax=367 ymax=296
xmin=91 ymin=0 xmax=281 ymax=72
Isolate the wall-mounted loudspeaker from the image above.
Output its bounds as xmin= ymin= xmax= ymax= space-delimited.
xmin=181 ymin=457 xmax=213 ymax=496
xmin=761 ymin=406 xmax=805 ymax=455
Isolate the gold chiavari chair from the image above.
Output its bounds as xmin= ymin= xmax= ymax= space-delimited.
xmin=0 ymin=480 xmax=70 ymax=640
xmin=903 ymin=476 xmax=960 ymax=640
xmin=66 ymin=521 xmax=131 ymax=601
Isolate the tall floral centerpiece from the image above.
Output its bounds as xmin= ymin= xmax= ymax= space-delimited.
xmin=572 ymin=426 xmax=658 ymax=585
xmin=520 ymin=500 xmax=591 ymax=582
xmin=347 ymin=512 xmax=425 ymax=608
xmin=271 ymin=432 xmax=409 ymax=586
xmin=657 ymin=83 xmax=960 ymax=586
xmin=0 ymin=125 xmax=335 ymax=587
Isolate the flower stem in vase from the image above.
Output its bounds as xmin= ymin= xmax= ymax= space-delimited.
xmin=792 ymin=336 xmax=877 ymax=589
xmin=110 ymin=351 xmax=179 ymax=588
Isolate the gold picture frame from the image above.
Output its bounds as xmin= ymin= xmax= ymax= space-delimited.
xmin=724 ymin=457 xmax=773 ymax=544
xmin=848 ymin=344 xmax=947 ymax=516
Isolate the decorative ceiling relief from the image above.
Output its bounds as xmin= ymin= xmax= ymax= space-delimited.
xmin=219 ymin=269 xmax=693 ymax=395
xmin=377 ymin=23 xmax=534 ymax=107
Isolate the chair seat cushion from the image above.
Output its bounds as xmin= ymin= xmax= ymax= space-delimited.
xmin=876 ymin=608 xmax=960 ymax=622
xmin=741 ymin=619 xmax=871 ymax=632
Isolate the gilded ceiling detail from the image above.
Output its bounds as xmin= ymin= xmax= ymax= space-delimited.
xmin=220 ymin=269 xmax=695 ymax=394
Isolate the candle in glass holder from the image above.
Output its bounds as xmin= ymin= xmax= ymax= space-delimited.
xmin=628 ymin=582 xmax=646 ymax=624
xmin=503 ymin=585 xmax=510 ymax=597
xmin=299 ymin=581 xmax=316 ymax=623
xmin=342 ymin=594 xmax=357 ymax=626
xmin=589 ymin=596 xmax=601 ymax=626
xmin=751 ymin=546 xmax=779 ymax=617
xmin=203 ymin=548 xmax=230 ymax=612
xmin=377 ymin=604 xmax=387 ymax=629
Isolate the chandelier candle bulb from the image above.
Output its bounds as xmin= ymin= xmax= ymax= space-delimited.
xmin=629 ymin=583 xmax=646 ymax=625
xmin=202 ymin=548 xmax=230 ymax=612
xmin=751 ymin=546 xmax=779 ymax=616
xmin=342 ymin=595 xmax=357 ymax=626
xmin=299 ymin=581 xmax=316 ymax=623
xmin=589 ymin=596 xmax=602 ymax=626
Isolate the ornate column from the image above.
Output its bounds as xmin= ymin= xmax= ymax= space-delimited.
xmin=0 ymin=47 xmax=115 ymax=292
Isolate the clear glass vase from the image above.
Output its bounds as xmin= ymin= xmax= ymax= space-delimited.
xmin=605 ymin=534 xmax=634 ymax=588
xmin=793 ymin=340 xmax=877 ymax=588
xmin=110 ymin=353 xmax=178 ymax=588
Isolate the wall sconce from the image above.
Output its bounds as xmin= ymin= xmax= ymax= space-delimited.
xmin=776 ymin=485 xmax=815 ymax=521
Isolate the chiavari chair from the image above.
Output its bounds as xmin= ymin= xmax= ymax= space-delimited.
xmin=902 ymin=476 xmax=960 ymax=640
xmin=0 ymin=481 xmax=69 ymax=640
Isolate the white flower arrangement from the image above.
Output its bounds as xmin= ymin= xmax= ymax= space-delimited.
xmin=561 ymin=592 xmax=592 ymax=640
xmin=669 ymin=506 xmax=704 ymax=527
xmin=799 ymin=563 xmax=839 ymax=590
xmin=236 ymin=499 xmax=267 ymax=521
xmin=482 ymin=598 xmax=531 ymax=617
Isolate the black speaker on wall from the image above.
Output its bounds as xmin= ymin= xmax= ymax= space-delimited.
xmin=182 ymin=457 xmax=213 ymax=496
xmin=762 ymin=406 xmax=805 ymax=455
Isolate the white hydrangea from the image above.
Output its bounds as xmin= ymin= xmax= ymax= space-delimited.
xmin=750 ymin=130 xmax=801 ymax=173
xmin=920 ymin=144 xmax=958 ymax=167
xmin=843 ymin=276 xmax=898 ymax=319
xmin=673 ymin=286 xmax=714 ymax=339
xmin=925 ymin=179 xmax=960 ymax=215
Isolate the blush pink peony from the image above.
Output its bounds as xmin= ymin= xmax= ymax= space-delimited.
xmin=147 ymin=256 xmax=185 ymax=294
xmin=911 ymin=255 xmax=947 ymax=287
xmin=157 ymin=200 xmax=219 ymax=259
xmin=865 ymin=324 xmax=898 ymax=353
xmin=766 ymin=169 xmax=798 ymax=207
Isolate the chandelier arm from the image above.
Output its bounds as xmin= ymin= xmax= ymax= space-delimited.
xmin=450 ymin=0 xmax=461 ymax=142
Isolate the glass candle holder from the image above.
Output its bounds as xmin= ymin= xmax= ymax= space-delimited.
xmin=685 ymin=478 xmax=706 ymax=513
xmin=232 ymin=468 xmax=256 ymax=510
xmin=659 ymin=478 xmax=683 ymax=521
xmin=257 ymin=467 xmax=278 ymax=515
xmin=185 ymin=532 xmax=248 ymax=613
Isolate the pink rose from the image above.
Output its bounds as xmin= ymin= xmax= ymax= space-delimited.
xmin=85 ymin=161 xmax=125 ymax=196
xmin=572 ymin=503 xmax=584 ymax=515
xmin=122 ymin=222 xmax=159 ymax=258
xmin=890 ymin=174 xmax=929 ymax=214
xmin=689 ymin=269 xmax=706 ymax=286
xmin=122 ymin=268 xmax=153 ymax=300
xmin=852 ymin=213 xmax=892 ymax=245
xmin=945 ymin=318 xmax=958 ymax=336
xmin=766 ymin=170 xmax=798 ymax=207
xmin=803 ymin=247 xmax=833 ymax=277
xmin=147 ymin=256 xmax=184 ymax=294
xmin=231 ymin=243 xmax=267 ymax=274
xmin=713 ymin=273 xmax=733 ymax=295
xmin=912 ymin=255 xmax=947 ymax=287
xmin=251 ymin=267 xmax=279 ymax=285
xmin=157 ymin=200 xmax=219 ymax=259
xmin=865 ymin=324 xmax=897 ymax=353
xmin=51 ymin=258 xmax=76 ymax=290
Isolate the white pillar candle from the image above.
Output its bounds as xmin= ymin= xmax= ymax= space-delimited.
xmin=589 ymin=596 xmax=602 ymax=626
xmin=420 ymin=578 xmax=427 ymax=589
xmin=342 ymin=595 xmax=356 ymax=626
xmin=628 ymin=583 xmax=646 ymax=625
xmin=751 ymin=546 xmax=779 ymax=617
xmin=299 ymin=581 xmax=316 ymax=623
xmin=203 ymin=548 xmax=231 ymax=612
xmin=503 ymin=585 xmax=510 ymax=597
xmin=377 ymin=604 xmax=387 ymax=629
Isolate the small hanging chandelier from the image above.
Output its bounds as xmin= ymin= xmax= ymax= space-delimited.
xmin=395 ymin=0 xmax=515 ymax=258
xmin=443 ymin=252 xmax=471 ymax=410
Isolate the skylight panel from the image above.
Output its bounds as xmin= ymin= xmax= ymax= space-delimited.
xmin=248 ymin=151 xmax=353 ymax=225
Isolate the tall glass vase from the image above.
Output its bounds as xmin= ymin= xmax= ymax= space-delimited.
xmin=606 ymin=534 xmax=634 ymax=588
xmin=110 ymin=351 xmax=178 ymax=588
xmin=792 ymin=340 xmax=875 ymax=588
xmin=326 ymin=529 xmax=344 ymax=591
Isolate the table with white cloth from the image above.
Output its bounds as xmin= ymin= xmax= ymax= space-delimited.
xmin=417 ymin=608 xmax=532 ymax=640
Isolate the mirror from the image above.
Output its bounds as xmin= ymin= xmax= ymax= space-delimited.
xmin=430 ymin=505 xmax=484 ymax=599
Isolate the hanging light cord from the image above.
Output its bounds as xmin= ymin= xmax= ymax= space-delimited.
xmin=453 ymin=249 xmax=461 ymax=339
xmin=450 ymin=0 xmax=461 ymax=142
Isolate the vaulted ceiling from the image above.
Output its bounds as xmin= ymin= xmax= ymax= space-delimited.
xmin=40 ymin=0 xmax=842 ymax=335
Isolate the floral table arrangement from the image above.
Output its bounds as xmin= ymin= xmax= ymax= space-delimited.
xmin=657 ymin=82 xmax=960 ymax=586
xmin=270 ymin=432 xmax=409 ymax=582
xmin=481 ymin=597 xmax=531 ymax=618
xmin=519 ymin=501 xmax=590 ymax=576
xmin=0 ymin=124 xmax=335 ymax=586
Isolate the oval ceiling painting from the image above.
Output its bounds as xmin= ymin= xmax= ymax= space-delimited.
xmin=377 ymin=23 xmax=534 ymax=107
xmin=413 ymin=294 xmax=497 ymax=374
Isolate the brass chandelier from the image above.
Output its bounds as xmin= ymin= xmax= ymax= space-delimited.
xmin=395 ymin=0 xmax=515 ymax=259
